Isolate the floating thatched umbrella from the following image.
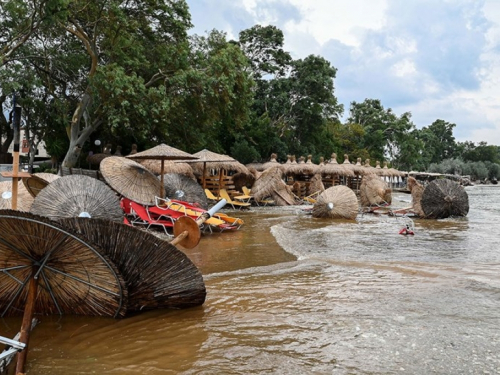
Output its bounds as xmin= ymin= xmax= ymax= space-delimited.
xmin=162 ymin=173 xmax=208 ymax=209
xmin=0 ymin=210 xmax=128 ymax=318
xmin=0 ymin=181 xmax=34 ymax=211
xmin=421 ymin=179 xmax=469 ymax=219
xmin=251 ymin=166 xmax=296 ymax=205
xmin=126 ymin=143 xmax=198 ymax=198
xmin=22 ymin=172 xmax=60 ymax=198
xmin=312 ymin=185 xmax=358 ymax=220
xmin=30 ymin=175 xmax=123 ymax=222
xmin=100 ymin=156 xmax=162 ymax=205
xmin=359 ymin=174 xmax=392 ymax=207
xmin=139 ymin=159 xmax=196 ymax=180
xmin=59 ymin=218 xmax=206 ymax=312
xmin=407 ymin=176 xmax=425 ymax=217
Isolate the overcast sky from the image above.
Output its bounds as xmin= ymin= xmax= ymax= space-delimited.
xmin=186 ymin=0 xmax=500 ymax=146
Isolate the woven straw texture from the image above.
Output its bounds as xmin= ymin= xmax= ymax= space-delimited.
xmin=421 ymin=179 xmax=469 ymax=219
xmin=312 ymin=185 xmax=359 ymax=219
xmin=162 ymin=173 xmax=208 ymax=209
xmin=0 ymin=210 xmax=127 ymax=317
xmin=22 ymin=172 xmax=60 ymax=197
xmin=359 ymin=174 xmax=392 ymax=207
xmin=30 ymin=175 xmax=123 ymax=222
xmin=0 ymin=180 xmax=34 ymax=211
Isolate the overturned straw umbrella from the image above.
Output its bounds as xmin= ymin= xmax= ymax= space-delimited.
xmin=0 ymin=210 xmax=128 ymax=318
xmin=312 ymin=185 xmax=359 ymax=220
xmin=30 ymin=175 xmax=123 ymax=222
xmin=407 ymin=176 xmax=425 ymax=217
xmin=359 ymin=174 xmax=392 ymax=207
xmin=421 ymin=179 xmax=469 ymax=219
xmin=22 ymin=172 xmax=60 ymax=198
xmin=100 ymin=156 xmax=162 ymax=205
xmin=308 ymin=173 xmax=325 ymax=196
xmin=162 ymin=173 xmax=208 ymax=209
xmin=59 ymin=218 xmax=206 ymax=312
xmin=0 ymin=180 xmax=34 ymax=211
xmin=251 ymin=166 xmax=296 ymax=205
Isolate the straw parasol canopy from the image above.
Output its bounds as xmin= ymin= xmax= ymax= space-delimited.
xmin=22 ymin=172 xmax=60 ymax=198
xmin=59 ymin=218 xmax=206 ymax=312
xmin=359 ymin=174 xmax=392 ymax=207
xmin=320 ymin=153 xmax=355 ymax=177
xmin=312 ymin=185 xmax=359 ymax=220
xmin=0 ymin=210 xmax=128 ymax=317
xmin=251 ymin=166 xmax=296 ymax=205
xmin=421 ymin=179 xmax=469 ymax=219
xmin=162 ymin=173 xmax=208 ymax=209
xmin=126 ymin=143 xmax=198 ymax=197
xmin=30 ymin=175 xmax=123 ymax=222
xmin=308 ymin=173 xmax=325 ymax=196
xmin=407 ymin=176 xmax=425 ymax=217
xmin=139 ymin=159 xmax=196 ymax=180
xmin=262 ymin=153 xmax=283 ymax=171
xmin=0 ymin=180 xmax=34 ymax=211
xmin=100 ymin=156 xmax=162 ymax=205
xmin=128 ymin=144 xmax=138 ymax=155
xmin=287 ymin=156 xmax=318 ymax=175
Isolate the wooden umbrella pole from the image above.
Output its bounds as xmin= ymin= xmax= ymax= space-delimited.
xmin=11 ymin=97 xmax=22 ymax=210
xmin=202 ymin=162 xmax=206 ymax=190
xmin=160 ymin=159 xmax=165 ymax=198
xmin=15 ymin=269 xmax=39 ymax=375
xmin=171 ymin=199 xmax=226 ymax=248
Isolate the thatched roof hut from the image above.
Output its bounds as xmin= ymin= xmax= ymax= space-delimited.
xmin=359 ymin=174 xmax=392 ymax=207
xmin=421 ymin=179 xmax=469 ymax=219
xmin=312 ymin=185 xmax=359 ymax=220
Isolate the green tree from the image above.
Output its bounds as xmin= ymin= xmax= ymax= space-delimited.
xmin=419 ymin=119 xmax=457 ymax=166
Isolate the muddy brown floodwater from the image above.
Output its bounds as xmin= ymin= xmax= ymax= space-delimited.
xmin=2 ymin=185 xmax=500 ymax=374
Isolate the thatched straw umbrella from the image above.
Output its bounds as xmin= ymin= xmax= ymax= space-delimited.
xmin=0 ymin=180 xmax=34 ymax=211
xmin=162 ymin=173 xmax=208 ymax=209
xmin=312 ymin=185 xmax=359 ymax=220
xmin=359 ymin=174 xmax=392 ymax=207
xmin=308 ymin=173 xmax=325 ymax=196
xmin=22 ymin=172 xmax=60 ymax=198
xmin=421 ymin=179 xmax=469 ymax=219
xmin=126 ymin=143 xmax=198 ymax=197
xmin=139 ymin=159 xmax=196 ymax=180
xmin=318 ymin=156 xmax=325 ymax=166
xmin=262 ymin=153 xmax=283 ymax=171
xmin=59 ymin=218 xmax=206 ymax=312
xmin=0 ymin=210 xmax=128 ymax=318
xmin=128 ymin=144 xmax=138 ymax=155
xmin=248 ymin=167 xmax=262 ymax=181
xmin=407 ymin=176 xmax=425 ymax=217
xmin=251 ymin=166 xmax=296 ymax=205
xmin=100 ymin=156 xmax=162 ymax=205
xmin=319 ymin=153 xmax=355 ymax=178
xmin=30 ymin=175 xmax=123 ymax=222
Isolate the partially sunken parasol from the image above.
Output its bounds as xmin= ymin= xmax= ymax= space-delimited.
xmin=0 ymin=181 xmax=34 ymax=211
xmin=407 ymin=176 xmax=425 ymax=217
xmin=0 ymin=210 xmax=127 ymax=318
xmin=100 ymin=156 xmax=162 ymax=205
xmin=126 ymin=143 xmax=198 ymax=197
xmin=421 ymin=179 xmax=469 ymax=219
xmin=162 ymin=173 xmax=208 ymax=209
xmin=312 ymin=185 xmax=359 ymax=220
xmin=22 ymin=172 xmax=60 ymax=198
xmin=359 ymin=174 xmax=392 ymax=207
xmin=30 ymin=175 xmax=123 ymax=222
xmin=59 ymin=218 xmax=206 ymax=312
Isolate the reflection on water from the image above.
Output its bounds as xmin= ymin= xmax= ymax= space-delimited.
xmin=2 ymin=186 xmax=500 ymax=374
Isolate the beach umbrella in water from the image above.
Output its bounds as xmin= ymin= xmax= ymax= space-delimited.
xmin=162 ymin=173 xmax=208 ymax=209
xmin=22 ymin=172 xmax=60 ymax=198
xmin=100 ymin=156 xmax=162 ymax=205
xmin=312 ymin=185 xmax=359 ymax=220
xmin=407 ymin=177 xmax=425 ymax=217
xmin=421 ymin=179 xmax=469 ymax=219
xmin=0 ymin=181 xmax=34 ymax=211
xmin=59 ymin=218 xmax=206 ymax=312
xmin=30 ymin=175 xmax=123 ymax=222
xmin=0 ymin=210 xmax=128 ymax=318
xmin=359 ymin=174 xmax=392 ymax=207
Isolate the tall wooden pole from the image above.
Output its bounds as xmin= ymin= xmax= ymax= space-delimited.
xmin=15 ymin=269 xmax=39 ymax=375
